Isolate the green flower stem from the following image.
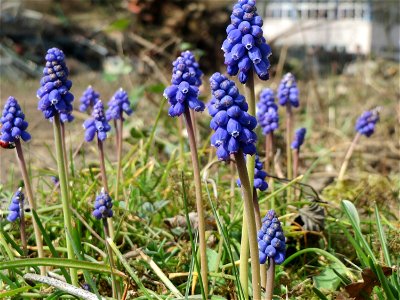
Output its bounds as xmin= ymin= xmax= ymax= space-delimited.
xmin=239 ymin=70 xmax=257 ymax=299
xmin=265 ymin=132 xmax=273 ymax=171
xmin=234 ymin=151 xmax=261 ymax=300
xmin=286 ymin=103 xmax=293 ymax=202
xmin=265 ymin=258 xmax=275 ymax=300
xmin=338 ymin=132 xmax=361 ymax=182
xmin=293 ymin=149 xmax=299 ymax=179
xmin=19 ymin=194 xmax=28 ymax=257
xmin=53 ymin=114 xmax=78 ymax=285
xmin=116 ymin=117 xmax=123 ymax=206
xmin=253 ymin=188 xmax=268 ymax=294
xmin=15 ymin=140 xmax=45 ymax=275
xmin=229 ymin=161 xmax=236 ymax=219
xmin=103 ymin=219 xmax=120 ymax=299
xmin=183 ymin=107 xmax=209 ymax=296
xmin=97 ymin=138 xmax=115 ymax=241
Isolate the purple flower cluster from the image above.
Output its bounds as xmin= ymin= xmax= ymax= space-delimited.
xmin=0 ymin=97 xmax=31 ymax=143
xmin=222 ymin=0 xmax=272 ymax=83
xmin=291 ymin=127 xmax=306 ymax=150
xmin=208 ymin=73 xmax=257 ymax=161
xmin=258 ymin=210 xmax=286 ymax=264
xmin=79 ymin=86 xmax=100 ymax=113
xmin=257 ymin=88 xmax=279 ymax=135
xmin=163 ymin=51 xmax=205 ymax=117
xmin=355 ymin=110 xmax=379 ymax=137
xmin=277 ymin=73 xmax=299 ymax=108
xmin=7 ymin=188 xmax=24 ymax=222
xmin=83 ymin=101 xmax=111 ymax=142
xmin=37 ymin=48 xmax=74 ymax=121
xmin=237 ymin=155 xmax=268 ymax=191
xmin=92 ymin=189 xmax=113 ymax=220
xmin=106 ymin=88 xmax=132 ymax=121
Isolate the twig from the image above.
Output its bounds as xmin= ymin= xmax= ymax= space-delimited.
xmin=23 ymin=273 xmax=105 ymax=300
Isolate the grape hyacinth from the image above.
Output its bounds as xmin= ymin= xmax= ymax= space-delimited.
xmin=79 ymin=86 xmax=100 ymax=113
xmin=277 ymin=73 xmax=299 ymax=108
xmin=83 ymin=101 xmax=111 ymax=142
xmin=92 ymin=188 xmax=113 ymax=220
xmin=291 ymin=127 xmax=306 ymax=150
xmin=237 ymin=155 xmax=268 ymax=191
xmin=163 ymin=51 xmax=205 ymax=117
xmin=258 ymin=210 xmax=286 ymax=264
xmin=257 ymin=88 xmax=279 ymax=135
xmin=7 ymin=188 xmax=24 ymax=222
xmin=0 ymin=97 xmax=31 ymax=143
xmin=222 ymin=0 xmax=272 ymax=83
xmin=355 ymin=110 xmax=379 ymax=137
xmin=37 ymin=48 xmax=74 ymax=120
xmin=106 ymin=88 xmax=133 ymax=121
xmin=208 ymin=73 xmax=257 ymax=160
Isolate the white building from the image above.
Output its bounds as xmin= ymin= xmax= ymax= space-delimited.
xmin=263 ymin=0 xmax=399 ymax=59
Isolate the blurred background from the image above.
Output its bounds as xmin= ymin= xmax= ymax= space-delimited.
xmin=1 ymin=0 xmax=399 ymax=185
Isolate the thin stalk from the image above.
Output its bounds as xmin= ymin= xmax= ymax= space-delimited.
xmin=15 ymin=140 xmax=45 ymax=275
xmin=116 ymin=117 xmax=123 ymax=206
xmin=265 ymin=132 xmax=273 ymax=171
xmin=114 ymin=119 xmax=119 ymax=151
xmin=240 ymin=70 xmax=257 ymax=299
xmin=178 ymin=117 xmax=185 ymax=168
xmin=103 ymin=219 xmax=120 ymax=299
xmin=19 ymin=197 xmax=28 ymax=257
xmin=97 ymin=139 xmax=115 ymax=241
xmin=265 ymin=258 xmax=275 ymax=300
xmin=338 ymin=133 xmax=361 ymax=182
xmin=239 ymin=220 xmax=249 ymax=299
xmin=234 ymin=151 xmax=261 ymax=300
xmin=253 ymin=188 xmax=267 ymax=294
xmin=52 ymin=114 xmax=77 ymax=285
xmin=229 ymin=160 xmax=236 ymax=219
xmin=293 ymin=149 xmax=299 ymax=179
xmin=286 ymin=103 xmax=293 ymax=203
xmin=183 ymin=108 xmax=208 ymax=296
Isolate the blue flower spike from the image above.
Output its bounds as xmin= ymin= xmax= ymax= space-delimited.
xmin=208 ymin=72 xmax=258 ymax=161
xmin=277 ymin=73 xmax=299 ymax=108
xmin=222 ymin=0 xmax=272 ymax=83
xmin=37 ymin=48 xmax=74 ymax=122
xmin=0 ymin=96 xmax=31 ymax=144
xmin=291 ymin=127 xmax=306 ymax=150
xmin=163 ymin=51 xmax=205 ymax=117
xmin=257 ymin=88 xmax=279 ymax=135
xmin=80 ymin=86 xmax=100 ymax=113
xmin=83 ymin=100 xmax=111 ymax=142
xmin=258 ymin=210 xmax=286 ymax=265
xmin=355 ymin=108 xmax=380 ymax=137
xmin=7 ymin=188 xmax=24 ymax=222
xmin=106 ymin=88 xmax=132 ymax=121
xmin=238 ymin=155 xmax=268 ymax=191
xmin=92 ymin=188 xmax=113 ymax=220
